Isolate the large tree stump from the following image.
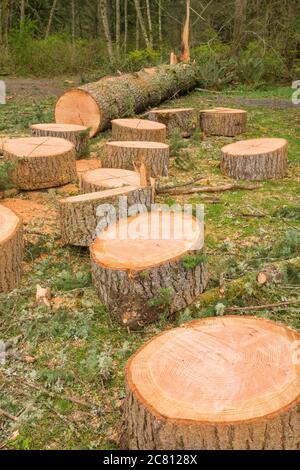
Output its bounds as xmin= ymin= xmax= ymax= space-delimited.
xmin=55 ymin=64 xmax=197 ymax=136
xmin=80 ymin=168 xmax=153 ymax=194
xmin=90 ymin=211 xmax=207 ymax=328
xmin=221 ymin=138 xmax=288 ymax=180
xmin=123 ymin=316 xmax=300 ymax=450
xmin=112 ymin=119 xmax=166 ymax=143
xmin=31 ymin=123 xmax=89 ymax=155
xmin=200 ymin=107 xmax=247 ymax=136
xmin=145 ymin=108 xmax=198 ymax=136
xmin=103 ymin=141 xmax=169 ymax=177
xmin=3 ymin=137 xmax=77 ymax=190
xmin=0 ymin=205 xmax=23 ymax=293
xmin=60 ymin=185 xmax=153 ymax=246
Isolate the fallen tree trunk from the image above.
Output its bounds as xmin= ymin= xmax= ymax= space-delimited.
xmin=55 ymin=64 xmax=197 ymax=137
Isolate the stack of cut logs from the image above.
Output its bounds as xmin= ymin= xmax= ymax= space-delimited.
xmin=1 ymin=65 xmax=297 ymax=452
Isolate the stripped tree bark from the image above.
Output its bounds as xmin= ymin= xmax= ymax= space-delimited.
xmin=181 ymin=0 xmax=190 ymax=62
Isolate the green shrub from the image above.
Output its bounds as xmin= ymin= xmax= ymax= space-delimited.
xmin=196 ymin=57 xmax=236 ymax=89
xmin=125 ymin=48 xmax=161 ymax=71
xmin=0 ymin=161 xmax=14 ymax=190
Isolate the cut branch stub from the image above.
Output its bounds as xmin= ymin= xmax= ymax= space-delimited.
xmin=60 ymin=185 xmax=153 ymax=247
xmin=3 ymin=137 xmax=77 ymax=190
xmin=146 ymin=108 xmax=198 ymax=136
xmin=54 ymin=64 xmax=197 ymax=136
xmin=200 ymin=107 xmax=247 ymax=136
xmin=80 ymin=168 xmax=155 ymax=194
xmin=112 ymin=119 xmax=166 ymax=143
xmin=123 ymin=316 xmax=300 ymax=450
xmin=90 ymin=211 xmax=207 ymax=328
xmin=103 ymin=141 xmax=169 ymax=177
xmin=31 ymin=123 xmax=89 ymax=155
xmin=0 ymin=204 xmax=23 ymax=293
xmin=221 ymin=138 xmax=288 ymax=180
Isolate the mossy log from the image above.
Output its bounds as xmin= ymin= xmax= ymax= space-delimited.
xmin=55 ymin=64 xmax=197 ymax=136
xmin=221 ymin=138 xmax=288 ymax=180
xmin=146 ymin=108 xmax=198 ymax=136
xmin=31 ymin=123 xmax=89 ymax=155
xmin=0 ymin=204 xmax=23 ymax=293
xmin=200 ymin=107 xmax=247 ymax=136
xmin=123 ymin=316 xmax=300 ymax=450
xmin=60 ymin=186 xmax=153 ymax=247
xmin=112 ymin=119 xmax=166 ymax=143
xmin=90 ymin=211 xmax=207 ymax=328
xmin=3 ymin=137 xmax=77 ymax=190
xmin=103 ymin=141 xmax=169 ymax=177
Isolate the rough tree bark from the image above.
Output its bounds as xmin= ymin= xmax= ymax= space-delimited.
xmin=90 ymin=211 xmax=207 ymax=328
xmin=221 ymin=138 xmax=288 ymax=180
xmin=103 ymin=141 xmax=169 ymax=177
xmin=3 ymin=137 xmax=77 ymax=190
xmin=0 ymin=204 xmax=23 ymax=293
xmin=146 ymin=108 xmax=198 ymax=136
xmin=30 ymin=123 xmax=89 ymax=155
xmin=112 ymin=119 xmax=166 ymax=142
xmin=122 ymin=316 xmax=300 ymax=449
xmin=232 ymin=0 xmax=248 ymax=54
xmin=200 ymin=108 xmax=247 ymax=136
xmin=55 ymin=63 xmax=197 ymax=136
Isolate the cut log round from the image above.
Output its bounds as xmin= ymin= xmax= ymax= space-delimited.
xmin=221 ymin=138 xmax=288 ymax=180
xmin=60 ymin=185 xmax=153 ymax=246
xmin=55 ymin=64 xmax=197 ymax=136
xmin=80 ymin=168 xmax=154 ymax=194
xmin=200 ymin=107 xmax=247 ymax=136
xmin=3 ymin=137 xmax=77 ymax=190
xmin=0 ymin=204 xmax=23 ymax=293
xmin=145 ymin=108 xmax=198 ymax=136
xmin=112 ymin=119 xmax=166 ymax=143
xmin=123 ymin=316 xmax=300 ymax=450
xmin=31 ymin=123 xmax=89 ymax=155
xmin=103 ymin=141 xmax=169 ymax=177
xmin=90 ymin=211 xmax=207 ymax=328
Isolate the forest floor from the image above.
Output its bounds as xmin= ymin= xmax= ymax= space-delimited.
xmin=0 ymin=82 xmax=299 ymax=450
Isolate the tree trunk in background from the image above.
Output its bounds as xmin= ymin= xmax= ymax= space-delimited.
xmin=133 ymin=0 xmax=151 ymax=48
xmin=180 ymin=0 xmax=190 ymax=62
xmin=136 ymin=13 xmax=140 ymax=49
xmin=116 ymin=0 xmax=120 ymax=57
xmin=45 ymin=0 xmax=59 ymax=39
xmin=158 ymin=0 xmax=162 ymax=51
xmin=232 ymin=0 xmax=247 ymax=54
xmin=124 ymin=0 xmax=128 ymax=53
xmin=99 ymin=0 xmax=114 ymax=63
xmin=145 ymin=0 xmax=153 ymax=48
xmin=71 ymin=0 xmax=75 ymax=44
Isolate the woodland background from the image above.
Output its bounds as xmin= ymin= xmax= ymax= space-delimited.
xmin=0 ymin=0 xmax=300 ymax=86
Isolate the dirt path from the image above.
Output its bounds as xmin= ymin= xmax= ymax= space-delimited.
xmin=3 ymin=77 xmax=81 ymax=99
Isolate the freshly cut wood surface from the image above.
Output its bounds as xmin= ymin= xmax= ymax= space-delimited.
xmin=60 ymin=185 xmax=153 ymax=246
xmin=0 ymin=204 xmax=23 ymax=292
xmin=103 ymin=141 xmax=169 ymax=177
xmin=90 ymin=211 xmax=207 ymax=327
xmin=55 ymin=64 xmax=197 ymax=136
xmin=76 ymin=159 xmax=102 ymax=178
xmin=3 ymin=137 xmax=77 ymax=190
xmin=200 ymin=107 xmax=247 ymax=136
xmin=31 ymin=123 xmax=89 ymax=154
xmin=123 ymin=316 xmax=300 ymax=449
xmin=221 ymin=138 xmax=288 ymax=180
xmin=80 ymin=168 xmax=149 ymax=193
xmin=112 ymin=119 xmax=166 ymax=143
xmin=146 ymin=108 xmax=198 ymax=136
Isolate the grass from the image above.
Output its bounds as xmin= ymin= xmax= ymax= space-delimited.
xmin=0 ymin=81 xmax=299 ymax=449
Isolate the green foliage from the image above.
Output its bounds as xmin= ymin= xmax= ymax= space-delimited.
xmin=183 ymin=253 xmax=207 ymax=269
xmin=236 ymin=56 xmax=265 ymax=86
xmin=52 ymin=269 xmax=92 ymax=291
xmin=147 ymin=288 xmax=173 ymax=308
xmin=273 ymin=206 xmax=300 ymax=221
xmin=169 ymin=128 xmax=189 ymax=156
xmin=271 ymin=230 xmax=300 ymax=258
xmin=0 ymin=161 xmax=14 ymax=190
xmin=196 ymin=57 xmax=236 ymax=89
xmin=80 ymin=348 xmax=114 ymax=383
xmin=125 ymin=48 xmax=160 ymax=71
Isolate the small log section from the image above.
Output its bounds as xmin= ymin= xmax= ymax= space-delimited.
xmin=31 ymin=123 xmax=89 ymax=155
xmin=0 ymin=205 xmax=23 ymax=293
xmin=3 ymin=137 xmax=77 ymax=190
xmin=60 ymin=186 xmax=153 ymax=247
xmin=80 ymin=168 xmax=154 ymax=194
xmin=103 ymin=141 xmax=169 ymax=177
xmin=112 ymin=119 xmax=166 ymax=143
xmin=221 ymin=138 xmax=288 ymax=180
xmin=200 ymin=107 xmax=247 ymax=136
xmin=76 ymin=159 xmax=102 ymax=180
xmin=90 ymin=211 xmax=207 ymax=328
xmin=145 ymin=108 xmax=198 ymax=137
xmin=123 ymin=316 xmax=300 ymax=450
xmin=55 ymin=64 xmax=197 ymax=136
